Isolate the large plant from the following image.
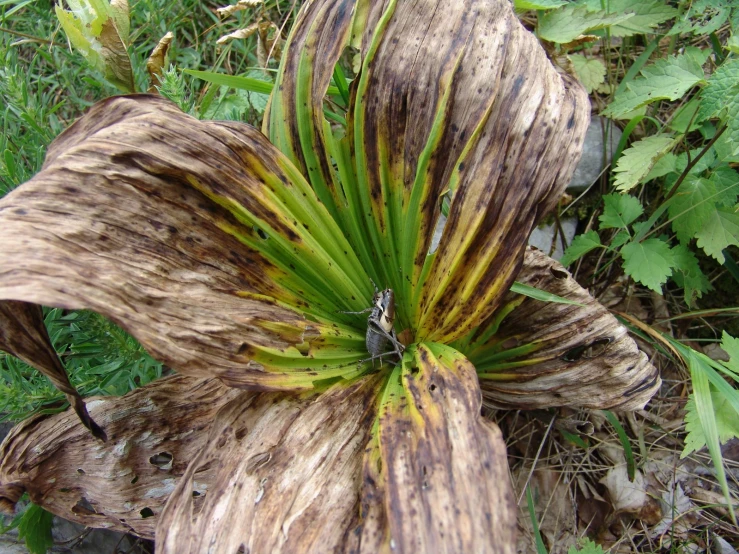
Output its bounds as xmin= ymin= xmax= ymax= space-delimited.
xmin=0 ymin=0 xmax=659 ymax=551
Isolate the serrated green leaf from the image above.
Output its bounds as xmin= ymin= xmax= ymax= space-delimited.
xmin=722 ymin=331 xmax=739 ymax=368
xmin=514 ymin=0 xmax=567 ymax=9
xmin=708 ymin=167 xmax=739 ymax=207
xmin=605 ymin=0 xmax=678 ymax=38
xmin=600 ymin=193 xmax=643 ymax=229
xmin=17 ymin=504 xmax=53 ymax=554
xmin=695 ymin=205 xmax=739 ymax=262
xmin=621 ymin=238 xmax=675 ymax=292
xmin=560 ymin=230 xmax=602 ymax=266
xmin=611 ymin=229 xmax=632 ymax=248
xmin=612 ymin=134 xmax=678 ymax=191
xmin=603 ymin=54 xmax=705 ymax=119
xmin=569 ymin=54 xmax=605 ymax=93
xmin=568 ymin=538 xmax=606 ymax=554
xmin=669 ymin=0 xmax=730 ymax=36
xmin=669 ymin=176 xmax=717 ymax=243
xmin=645 ymin=151 xmax=678 ymax=180
xmin=671 ymin=243 xmax=711 ymax=307
xmin=697 ymin=59 xmax=739 ymax=122
xmin=682 ymin=390 xmax=739 ymax=457
xmin=539 ymin=6 xmax=634 ymax=44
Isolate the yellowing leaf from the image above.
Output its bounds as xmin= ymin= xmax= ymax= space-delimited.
xmin=569 ymin=54 xmax=606 ymax=93
xmin=621 ymin=238 xmax=675 ymax=292
xmin=612 ymin=134 xmax=678 ymax=191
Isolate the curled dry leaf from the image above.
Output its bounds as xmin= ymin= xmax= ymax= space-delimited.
xmin=475 ymin=248 xmax=659 ymax=411
xmin=0 ymin=0 xmax=659 ymax=550
xmin=0 ymin=375 xmax=241 ymax=533
xmin=0 ymin=301 xmax=105 ymax=440
xmin=146 ymin=31 xmax=174 ymax=93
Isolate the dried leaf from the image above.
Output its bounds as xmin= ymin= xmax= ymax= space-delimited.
xmin=0 ymin=301 xmax=105 ymax=440
xmin=267 ymin=0 xmax=590 ymax=343
xmin=217 ymin=0 xmax=263 ymax=19
xmin=354 ymin=343 xmax=516 ymax=553
xmin=157 ymin=374 xmax=384 ymax=553
xmin=475 ymin=248 xmax=660 ymax=411
xmin=216 ymin=22 xmax=260 ymax=45
xmin=0 ymin=95 xmax=372 ymax=391
xmin=146 ymin=31 xmax=174 ymax=93
xmin=0 ymin=375 xmax=241 ymax=534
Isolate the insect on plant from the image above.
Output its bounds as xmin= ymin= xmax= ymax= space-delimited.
xmin=342 ymin=287 xmax=405 ymax=367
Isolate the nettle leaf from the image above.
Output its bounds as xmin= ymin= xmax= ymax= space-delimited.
xmin=569 ymin=538 xmax=606 ymax=554
xmin=669 ymin=175 xmax=717 ymax=243
xmin=697 ymin=58 xmax=739 ymax=121
xmin=612 ymin=134 xmax=678 ymax=191
xmin=599 ymin=193 xmax=643 ymax=229
xmin=569 ymin=54 xmax=605 ymax=93
xmin=538 ymin=6 xmax=633 ymax=44
xmin=695 ymin=205 xmax=739 ymax=262
xmin=603 ymin=54 xmax=705 ymax=119
xmin=560 ymin=230 xmax=602 ymax=266
xmin=682 ymin=390 xmax=739 ymax=458
xmin=621 ymin=238 xmax=675 ymax=292
xmin=671 ymin=244 xmax=711 ymax=308
xmin=669 ymin=0 xmax=731 ymax=36
xmin=605 ymin=0 xmax=678 ymax=37
xmin=514 ymin=0 xmax=567 ymax=9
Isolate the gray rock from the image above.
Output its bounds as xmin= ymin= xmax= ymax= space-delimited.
xmin=528 ymin=218 xmax=578 ymax=261
xmin=567 ymin=116 xmax=622 ymax=191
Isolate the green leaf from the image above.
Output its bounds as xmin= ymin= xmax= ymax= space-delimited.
xmin=569 ymin=54 xmax=605 ymax=93
xmin=683 ymin=390 xmax=739 ymax=457
xmin=538 ymin=6 xmax=634 ymax=44
xmin=669 ymin=0 xmax=730 ymax=36
xmin=695 ymin=206 xmax=739 ymax=262
xmin=612 ymin=135 xmax=678 ymax=191
xmin=514 ymin=0 xmax=567 ymax=9
xmin=599 ymin=193 xmax=643 ymax=229
xmin=710 ymin=166 xmax=739 ymax=207
xmin=603 ymin=54 xmax=705 ymax=119
xmin=645 ymin=152 xmax=678 ymax=180
xmin=671 ymin=244 xmax=711 ymax=308
xmin=621 ymin=238 xmax=675 ymax=292
xmin=17 ymin=503 xmax=53 ymax=554
xmin=568 ymin=538 xmax=606 ymax=554
xmin=697 ymin=58 xmax=739 ymax=121
xmin=605 ymin=0 xmax=678 ymax=38
xmin=510 ymin=282 xmax=585 ymax=306
xmin=722 ymin=331 xmax=739 ymax=368
xmin=669 ymin=176 xmax=717 ymax=242
xmin=560 ymin=230 xmax=602 ymax=266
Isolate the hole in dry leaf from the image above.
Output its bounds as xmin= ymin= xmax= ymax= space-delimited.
xmin=149 ymin=452 xmax=173 ymax=470
xmin=254 ymin=226 xmax=269 ymax=240
xmin=131 ymin=475 xmax=139 ymax=485
xmin=72 ymin=497 xmax=97 ymax=516
xmin=237 ymin=544 xmax=246 ymax=553
xmin=561 ymin=337 xmax=612 ymax=362
xmin=429 ymin=383 xmax=437 ymax=393
xmin=192 ymin=490 xmax=202 ymax=498
xmin=140 ymin=507 xmax=155 ymax=518
xmin=550 ymin=267 xmax=569 ymax=279
xmin=59 ymin=488 xmax=70 ymax=493
xmin=76 ymin=468 xmax=85 ymax=475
